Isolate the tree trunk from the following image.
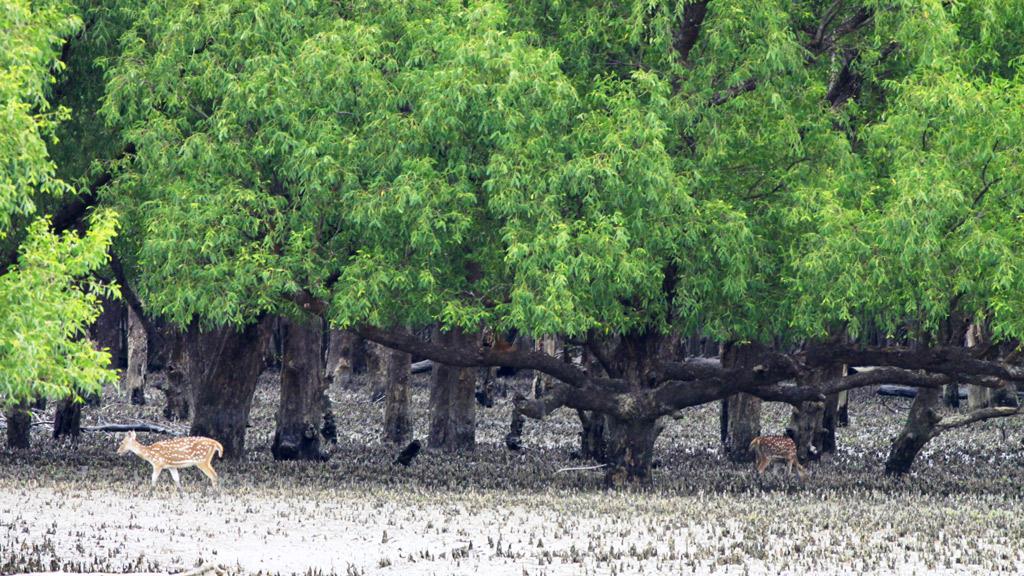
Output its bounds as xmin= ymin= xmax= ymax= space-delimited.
xmin=604 ymin=416 xmax=661 ymax=487
xmin=967 ymin=385 xmax=992 ymax=410
xmin=720 ymin=342 xmax=763 ymax=462
xmin=788 ymin=400 xmax=826 ymax=461
xmin=325 ymin=329 xmax=356 ymax=386
xmin=189 ymin=319 xmax=270 ymax=460
xmin=531 ymin=335 xmax=559 ymax=398
xmin=723 ymin=394 xmax=761 ymax=462
xmin=272 ymin=314 xmax=330 ymax=461
xmin=52 ymin=398 xmax=82 ymax=440
xmin=837 ymin=389 xmax=850 ymax=427
xmin=943 ymin=383 xmax=961 ymax=408
xmin=5 ymin=402 xmax=31 ymax=449
xmin=821 ymin=392 xmax=841 ymax=453
xmin=382 ymin=346 xmax=412 ymax=445
xmin=90 ymin=296 xmax=126 ymax=369
xmin=428 ymin=328 xmax=476 ymax=452
xmin=126 ymin=305 xmax=148 ymax=405
xmin=885 ymin=386 xmax=942 ymax=475
xmin=160 ymin=331 xmax=191 ymax=421
xmin=788 ymin=364 xmax=843 ymax=460
xmin=366 ymin=341 xmax=385 ymax=401
xmin=577 ymin=410 xmax=607 ymax=462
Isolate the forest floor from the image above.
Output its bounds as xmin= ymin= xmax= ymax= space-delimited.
xmin=1 ymin=371 xmax=1023 ymax=575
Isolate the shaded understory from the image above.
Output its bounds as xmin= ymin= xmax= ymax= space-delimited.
xmin=1 ymin=373 xmax=1022 ymax=575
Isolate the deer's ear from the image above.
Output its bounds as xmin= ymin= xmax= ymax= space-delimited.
xmin=127 ymin=431 xmax=136 ymax=439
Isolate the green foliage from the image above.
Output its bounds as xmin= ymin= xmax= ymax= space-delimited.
xmin=99 ymin=0 xmax=1024 ymax=346
xmin=0 ymin=0 xmax=119 ymax=406
xmin=0 ymin=211 xmax=119 ymax=406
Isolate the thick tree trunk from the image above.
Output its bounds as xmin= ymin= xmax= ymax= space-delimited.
xmin=788 ymin=365 xmax=844 ymax=460
xmin=52 ymin=398 xmax=82 ymax=440
xmin=428 ymin=328 xmax=476 ymax=452
xmin=272 ymin=314 xmax=330 ymax=461
xmin=5 ymin=402 xmax=31 ymax=449
xmin=885 ymin=386 xmax=942 ymax=475
xmin=160 ymin=331 xmax=191 ymax=421
xmin=126 ymin=305 xmax=148 ymax=405
xmin=788 ymin=400 xmax=826 ymax=461
xmin=189 ymin=319 xmax=270 ymax=460
xmin=604 ymin=416 xmax=661 ymax=487
xmin=720 ymin=342 xmax=763 ymax=462
xmin=90 ymin=296 xmax=126 ymax=369
xmin=577 ymin=410 xmax=607 ymax=462
xmin=943 ymin=383 xmax=961 ymax=408
xmin=382 ymin=347 xmax=412 ymax=445
xmin=723 ymin=394 xmax=761 ymax=462
xmin=967 ymin=385 xmax=992 ymax=410
xmin=821 ymin=392 xmax=840 ymax=454
xmin=366 ymin=341 xmax=385 ymax=401
xmin=325 ymin=329 xmax=356 ymax=386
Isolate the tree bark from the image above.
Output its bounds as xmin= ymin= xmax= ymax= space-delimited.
xmin=366 ymin=341 xmax=385 ymax=401
xmin=160 ymin=330 xmax=191 ymax=421
xmin=52 ymin=397 xmax=82 ymax=440
xmin=837 ymin=389 xmax=850 ymax=427
xmin=126 ymin=305 xmax=148 ymax=405
xmin=272 ymin=314 xmax=330 ymax=461
xmin=604 ymin=416 xmax=661 ymax=487
xmin=188 ymin=319 xmax=270 ymax=460
xmin=787 ymin=365 xmax=843 ymax=460
xmin=821 ymin=392 xmax=840 ymax=453
xmin=325 ymin=329 xmax=356 ymax=386
xmin=382 ymin=346 xmax=413 ymax=445
xmin=885 ymin=386 xmax=942 ymax=475
xmin=531 ymin=335 xmax=559 ymax=398
xmin=428 ymin=328 xmax=476 ymax=452
xmin=89 ymin=295 xmax=126 ymax=369
xmin=5 ymin=402 xmax=31 ymax=449
xmin=577 ymin=410 xmax=607 ymax=462
xmin=720 ymin=342 xmax=763 ymax=462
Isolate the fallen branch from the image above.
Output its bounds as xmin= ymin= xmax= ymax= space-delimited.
xmin=556 ymin=464 xmax=607 ymax=473
xmin=411 ymin=359 xmax=433 ymax=374
xmin=81 ymin=422 xmax=184 ymax=435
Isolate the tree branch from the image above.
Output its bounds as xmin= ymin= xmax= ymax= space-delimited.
xmin=805 ymin=344 xmax=1024 ymax=382
xmin=673 ymin=1 xmax=710 ymax=65
xmin=357 ymin=325 xmax=624 ymax=391
xmin=934 ymin=407 xmax=1020 ymax=434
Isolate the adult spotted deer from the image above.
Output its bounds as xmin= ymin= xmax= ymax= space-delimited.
xmin=749 ymin=435 xmax=806 ymax=480
xmin=117 ymin=431 xmax=223 ymax=491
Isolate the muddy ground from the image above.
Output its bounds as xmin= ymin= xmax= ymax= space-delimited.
xmin=1 ymin=371 xmax=1023 ymax=575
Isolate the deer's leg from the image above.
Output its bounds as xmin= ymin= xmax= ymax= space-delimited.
xmin=756 ymin=457 xmax=769 ymax=475
xmin=169 ymin=469 xmax=182 ymax=493
xmin=150 ymin=466 xmax=162 ymax=488
xmin=198 ymin=460 xmax=219 ymax=490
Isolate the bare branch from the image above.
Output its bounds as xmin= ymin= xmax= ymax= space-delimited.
xmin=935 ymin=407 xmax=1020 ymax=433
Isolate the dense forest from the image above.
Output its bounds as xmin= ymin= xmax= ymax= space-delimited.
xmin=3 ymin=0 xmax=1024 ymax=494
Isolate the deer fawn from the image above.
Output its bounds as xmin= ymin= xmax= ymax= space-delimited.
xmin=117 ymin=431 xmax=223 ymax=491
xmin=749 ymin=435 xmax=806 ymax=480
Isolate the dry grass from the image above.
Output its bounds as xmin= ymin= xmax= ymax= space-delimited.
xmin=1 ymin=371 xmax=1022 ymax=575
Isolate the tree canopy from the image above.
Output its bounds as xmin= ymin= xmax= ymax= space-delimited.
xmin=0 ymin=0 xmax=118 ymax=407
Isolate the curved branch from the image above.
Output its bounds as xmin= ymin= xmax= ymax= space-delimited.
xmin=357 ymin=325 xmax=624 ymax=391
xmin=934 ymin=407 xmax=1020 ymax=434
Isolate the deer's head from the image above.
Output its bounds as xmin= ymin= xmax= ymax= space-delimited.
xmin=117 ymin=431 xmax=137 ymax=455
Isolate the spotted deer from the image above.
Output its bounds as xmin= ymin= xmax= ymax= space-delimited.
xmin=749 ymin=435 xmax=806 ymax=480
xmin=117 ymin=431 xmax=223 ymax=491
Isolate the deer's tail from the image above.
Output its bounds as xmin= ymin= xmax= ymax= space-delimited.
xmin=213 ymin=441 xmax=224 ymax=459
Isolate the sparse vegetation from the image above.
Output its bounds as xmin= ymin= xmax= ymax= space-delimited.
xmin=1 ymin=372 xmax=1022 ymax=575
